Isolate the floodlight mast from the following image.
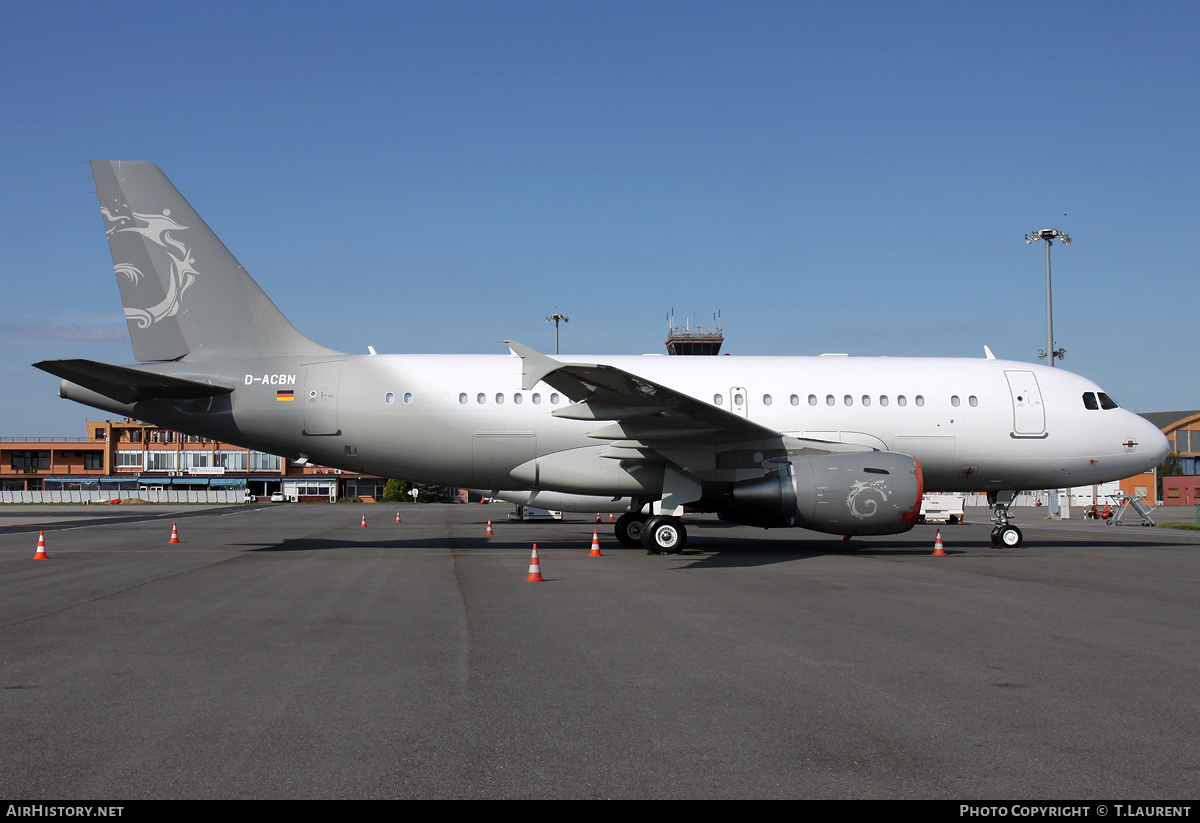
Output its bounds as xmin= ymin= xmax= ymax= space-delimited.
xmin=1025 ymin=228 xmax=1071 ymax=367
xmin=546 ymin=312 xmax=569 ymax=355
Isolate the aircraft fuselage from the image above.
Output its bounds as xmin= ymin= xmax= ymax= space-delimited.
xmin=60 ymin=350 xmax=1167 ymax=497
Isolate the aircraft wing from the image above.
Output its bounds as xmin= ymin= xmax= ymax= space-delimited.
xmin=504 ymin=341 xmax=869 ymax=459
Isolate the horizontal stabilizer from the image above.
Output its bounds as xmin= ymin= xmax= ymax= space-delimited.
xmin=33 ymin=359 xmax=233 ymax=405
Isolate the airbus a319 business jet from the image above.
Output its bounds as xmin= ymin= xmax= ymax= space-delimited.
xmin=35 ymin=162 xmax=1169 ymax=553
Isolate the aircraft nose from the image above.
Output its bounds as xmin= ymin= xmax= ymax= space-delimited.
xmin=1134 ymin=414 xmax=1170 ymax=468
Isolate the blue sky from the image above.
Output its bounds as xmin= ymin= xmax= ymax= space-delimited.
xmin=1 ymin=1 xmax=1196 ymax=435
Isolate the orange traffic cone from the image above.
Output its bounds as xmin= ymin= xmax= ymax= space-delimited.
xmin=485 ymin=518 xmax=494 ymax=536
xmin=525 ymin=544 xmax=545 ymax=582
xmin=33 ymin=531 xmax=48 ymax=560
xmin=595 ymin=513 xmax=601 ymax=523
xmin=609 ymin=512 xmax=614 ymax=521
xmin=588 ymin=529 xmax=603 ymax=557
xmin=932 ymin=529 xmax=946 ymax=556
xmin=169 ymin=522 xmax=181 ymax=544
xmin=395 ymin=511 xmax=402 ymax=524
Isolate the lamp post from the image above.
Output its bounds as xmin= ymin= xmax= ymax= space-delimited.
xmin=1025 ymin=227 xmax=1071 ymax=519
xmin=1024 ymin=228 xmax=1071 ymax=367
xmin=545 ymin=312 xmax=569 ymax=355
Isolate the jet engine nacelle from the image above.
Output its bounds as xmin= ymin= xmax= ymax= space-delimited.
xmin=722 ymin=452 xmax=923 ymax=536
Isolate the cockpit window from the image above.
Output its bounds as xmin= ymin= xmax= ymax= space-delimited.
xmin=1083 ymin=392 xmax=1099 ymax=410
xmin=1098 ymin=392 xmax=1119 ymax=410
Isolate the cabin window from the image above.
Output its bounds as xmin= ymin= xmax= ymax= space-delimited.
xmin=897 ymin=395 xmax=907 ymax=407
xmin=762 ymin=394 xmax=773 ymax=406
xmin=514 ymin=393 xmax=523 ymax=404
xmin=403 ymin=393 xmax=413 ymax=404
xmin=826 ymin=395 xmax=835 ymax=406
xmin=458 ymin=393 xmax=468 ymax=404
xmin=495 ymin=393 xmax=504 ymax=404
xmin=862 ymin=395 xmax=871 ymax=406
xmin=477 ymin=393 xmax=486 ymax=404
xmin=808 ymin=394 xmax=817 ymax=406
xmin=969 ymin=396 xmax=978 ymax=407
xmin=951 ymin=395 xmax=960 ymax=407
xmin=734 ymin=392 xmax=744 ymax=406
xmin=844 ymin=395 xmax=853 ymax=406
xmin=790 ymin=394 xmax=800 ymax=406
xmin=714 ymin=394 xmax=724 ymax=405
xmin=550 ymin=393 xmax=560 ymax=405
xmin=385 ymin=392 xmax=395 ymax=404
xmin=532 ymin=393 xmax=541 ymax=404
xmin=880 ymin=396 xmax=889 ymax=406
xmin=915 ymin=395 xmax=925 ymax=407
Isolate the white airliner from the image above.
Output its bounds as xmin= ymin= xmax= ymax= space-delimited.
xmin=35 ymin=161 xmax=1169 ymax=553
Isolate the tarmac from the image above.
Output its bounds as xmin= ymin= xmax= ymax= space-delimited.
xmin=1 ymin=502 xmax=1198 ymax=799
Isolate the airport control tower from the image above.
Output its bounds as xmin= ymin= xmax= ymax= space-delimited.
xmin=665 ymin=312 xmax=724 ymax=355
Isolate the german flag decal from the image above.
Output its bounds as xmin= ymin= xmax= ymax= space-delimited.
xmin=276 ymin=390 xmax=295 ymax=401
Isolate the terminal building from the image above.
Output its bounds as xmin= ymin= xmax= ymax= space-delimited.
xmin=0 ymin=418 xmax=388 ymax=502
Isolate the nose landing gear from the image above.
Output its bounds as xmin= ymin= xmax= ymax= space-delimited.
xmin=988 ymin=490 xmax=1023 ymax=548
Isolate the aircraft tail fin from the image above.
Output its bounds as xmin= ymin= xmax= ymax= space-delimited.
xmin=91 ymin=160 xmax=337 ymax=362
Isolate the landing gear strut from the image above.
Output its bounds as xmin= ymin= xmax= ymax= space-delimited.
xmin=988 ymin=490 xmax=1023 ymax=548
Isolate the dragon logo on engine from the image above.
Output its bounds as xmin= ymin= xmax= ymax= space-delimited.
xmin=846 ymin=479 xmax=889 ymax=520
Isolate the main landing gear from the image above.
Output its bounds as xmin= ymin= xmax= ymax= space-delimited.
xmin=615 ymin=512 xmax=688 ymax=554
xmin=988 ymin=490 xmax=1023 ymax=548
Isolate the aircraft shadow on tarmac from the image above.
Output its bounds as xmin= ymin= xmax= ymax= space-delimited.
xmin=232 ymin=526 xmax=1191 ymax=571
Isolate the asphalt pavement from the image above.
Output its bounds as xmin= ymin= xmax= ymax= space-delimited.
xmin=2 ymin=502 xmax=1197 ymax=799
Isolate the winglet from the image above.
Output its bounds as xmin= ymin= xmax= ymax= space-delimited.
xmin=504 ymin=341 xmax=563 ymax=390
xmin=983 ymin=345 xmax=996 ymax=360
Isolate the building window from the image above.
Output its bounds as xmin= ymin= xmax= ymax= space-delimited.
xmin=249 ymin=452 xmax=281 ymax=472
xmin=146 ymin=451 xmax=177 ymax=471
xmin=215 ymin=451 xmax=247 ymax=471
xmin=11 ymin=451 xmax=51 ymax=471
xmin=84 ymin=452 xmax=103 ymax=470
xmin=115 ymin=451 xmax=142 ymax=469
